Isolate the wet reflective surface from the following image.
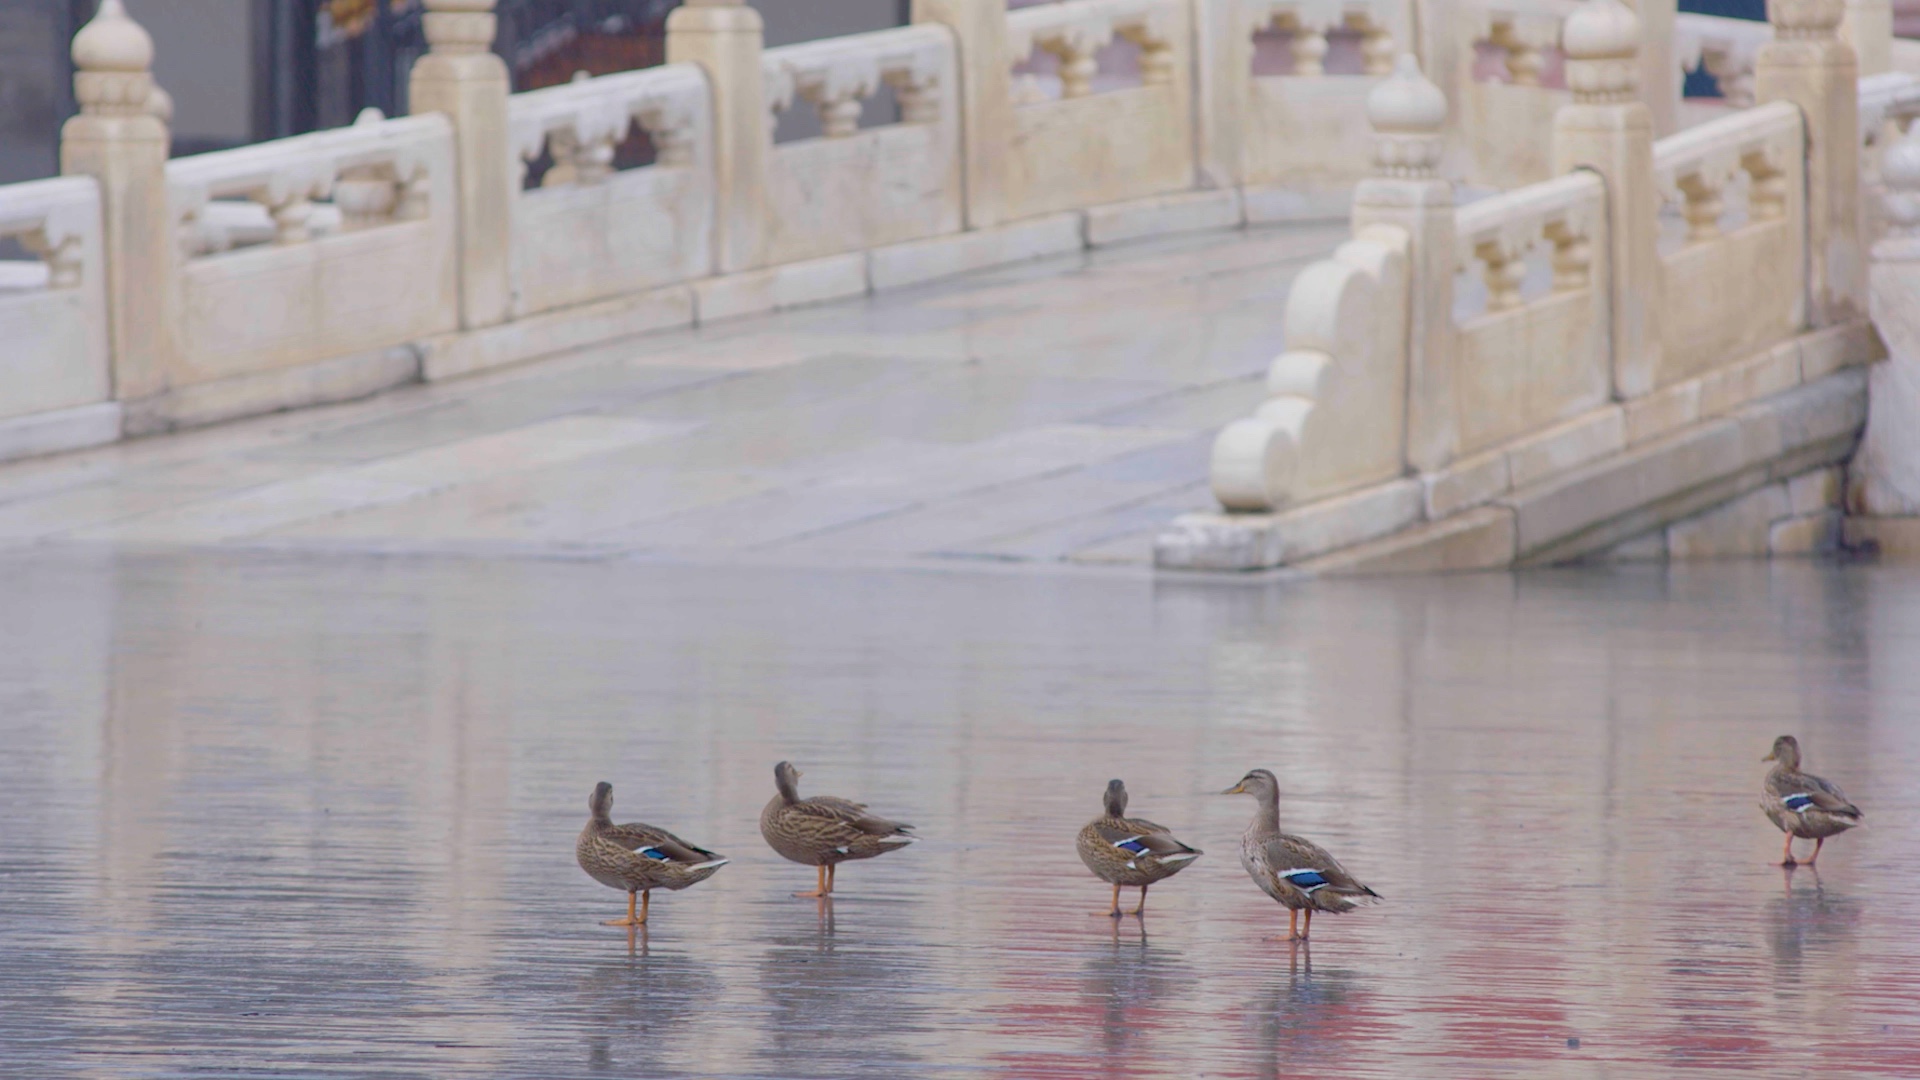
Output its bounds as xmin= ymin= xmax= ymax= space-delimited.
xmin=2 ymin=552 xmax=1918 ymax=1077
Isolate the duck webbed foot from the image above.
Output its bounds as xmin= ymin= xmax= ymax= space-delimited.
xmin=794 ymin=865 xmax=830 ymax=899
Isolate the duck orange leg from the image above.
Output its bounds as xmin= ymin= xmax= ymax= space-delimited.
xmin=827 ymin=863 xmax=837 ymax=894
xmin=1807 ymin=837 xmax=1825 ymax=866
xmin=604 ymin=890 xmax=642 ymax=927
xmin=1301 ymin=909 xmax=1313 ymax=941
xmin=639 ymin=889 xmax=650 ymax=925
xmin=1284 ymin=909 xmax=1298 ymax=941
xmin=1101 ymin=882 xmax=1122 ymax=918
xmin=1780 ymin=832 xmax=1798 ymax=867
xmin=795 ymin=864 xmax=829 ymax=899
xmin=1131 ymin=884 xmax=1149 ymax=917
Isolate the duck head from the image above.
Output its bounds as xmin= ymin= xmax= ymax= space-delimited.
xmin=1103 ymin=778 xmax=1128 ymax=817
xmin=1764 ymin=735 xmax=1801 ymax=769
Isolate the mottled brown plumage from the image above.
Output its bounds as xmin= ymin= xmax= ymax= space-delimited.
xmin=576 ymin=781 xmax=728 ymax=926
xmin=760 ymin=761 xmax=915 ymax=897
xmin=1761 ymin=735 xmax=1862 ymax=866
xmin=1076 ymin=779 xmax=1201 ymax=917
xmin=1225 ymin=769 xmax=1379 ymax=942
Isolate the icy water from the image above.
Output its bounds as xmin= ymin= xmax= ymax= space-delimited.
xmin=2 ymin=552 xmax=1918 ymax=1078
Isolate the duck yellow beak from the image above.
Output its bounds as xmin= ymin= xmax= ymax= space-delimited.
xmin=1222 ymin=782 xmax=1246 ymax=795
xmin=1762 ymin=752 xmax=1776 ymax=762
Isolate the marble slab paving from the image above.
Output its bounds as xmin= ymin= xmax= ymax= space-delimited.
xmin=0 ymin=224 xmax=1344 ymax=568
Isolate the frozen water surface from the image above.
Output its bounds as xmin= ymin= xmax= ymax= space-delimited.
xmin=2 ymin=551 xmax=1918 ymax=1077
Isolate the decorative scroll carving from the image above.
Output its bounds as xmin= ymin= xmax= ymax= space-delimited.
xmin=509 ymin=63 xmax=710 ymax=189
xmin=1007 ymin=0 xmax=1177 ymax=99
xmin=1652 ymin=100 xmax=1803 ymax=247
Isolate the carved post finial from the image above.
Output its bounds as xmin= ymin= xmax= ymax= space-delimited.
xmin=1562 ymin=0 xmax=1642 ymax=104
xmin=423 ymin=0 xmax=497 ymax=55
xmin=1367 ymin=53 xmax=1446 ymax=179
xmin=72 ymin=0 xmax=155 ymax=117
xmin=1770 ymin=0 xmax=1845 ymax=41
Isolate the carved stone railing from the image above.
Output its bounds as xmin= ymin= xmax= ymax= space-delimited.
xmin=1861 ymin=71 xmax=1920 ymax=244
xmin=0 ymin=176 xmax=111 ymax=426
xmin=1003 ymin=0 xmax=1193 ymax=219
xmin=164 ymin=110 xmax=458 ymax=382
xmin=1650 ymin=100 xmax=1805 ymax=384
xmin=507 ymin=61 xmax=713 ymax=316
xmin=1447 ymin=0 xmax=1576 ymax=189
xmin=1217 ymin=0 xmax=1405 ymax=205
xmin=1451 ymin=170 xmax=1610 ymax=452
xmin=761 ymin=24 xmax=960 ymax=265
xmin=1675 ymin=11 xmax=1770 ymax=109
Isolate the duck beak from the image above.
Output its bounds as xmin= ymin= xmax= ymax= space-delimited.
xmin=1222 ymin=782 xmax=1246 ymax=795
xmin=1762 ymin=752 xmax=1776 ymax=762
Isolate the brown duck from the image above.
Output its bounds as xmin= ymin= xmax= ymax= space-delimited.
xmin=1761 ymin=735 xmax=1862 ymax=866
xmin=760 ymin=760 xmax=916 ymax=898
xmin=576 ymin=781 xmax=728 ymax=926
xmin=1076 ymin=778 xmax=1201 ymax=917
xmin=1225 ymin=768 xmax=1379 ymax=942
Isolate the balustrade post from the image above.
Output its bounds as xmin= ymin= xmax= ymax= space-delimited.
xmin=667 ymin=0 xmax=769 ymax=272
xmin=1842 ymin=0 xmax=1892 ymax=76
xmin=1629 ymin=0 xmax=1678 ymax=137
xmin=1353 ymin=55 xmax=1457 ymax=473
xmin=1855 ymin=124 xmax=1920 ymax=512
xmin=59 ymin=0 xmax=175 ymax=404
xmin=911 ymin=0 xmax=1012 ymax=228
xmin=1553 ymin=0 xmax=1660 ymax=399
xmin=1757 ymin=0 xmax=1864 ymax=326
xmin=409 ymin=0 xmax=512 ymax=328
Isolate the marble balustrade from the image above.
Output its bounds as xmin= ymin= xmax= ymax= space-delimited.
xmin=0 ymin=177 xmax=110 ymax=428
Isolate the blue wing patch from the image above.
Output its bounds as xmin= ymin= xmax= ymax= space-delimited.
xmin=1114 ymin=837 xmax=1152 ymax=855
xmin=1280 ymin=868 xmax=1330 ymax=894
xmin=1783 ymin=793 xmax=1817 ymax=813
xmin=638 ymin=846 xmax=671 ymax=861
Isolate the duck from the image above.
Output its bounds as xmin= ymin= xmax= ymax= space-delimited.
xmin=1224 ymin=768 xmax=1379 ymax=941
xmin=1761 ymin=735 xmax=1862 ymax=866
xmin=576 ymin=781 xmax=729 ymax=926
xmin=1076 ymin=778 xmax=1201 ymax=918
xmin=760 ymin=761 xmax=916 ymax=898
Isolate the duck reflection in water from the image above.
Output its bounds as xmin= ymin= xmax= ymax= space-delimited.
xmin=1244 ymin=948 xmax=1370 ymax=1080
xmin=1082 ymin=922 xmax=1194 ymax=1063
xmin=754 ymin=899 xmax=930 ymax=1077
xmin=572 ymin=942 xmax=722 ymax=1076
xmin=1769 ymin=865 xmax=1861 ymax=967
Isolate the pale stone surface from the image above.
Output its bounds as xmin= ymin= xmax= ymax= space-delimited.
xmin=1799 ymin=319 xmax=1885 ymax=379
xmin=911 ymin=0 xmax=1012 ymax=228
xmin=1505 ymin=406 xmax=1626 ymax=488
xmin=0 ymin=177 xmax=110 ymax=422
xmin=1210 ymin=226 xmax=1409 ymax=510
xmin=1240 ymin=186 xmax=1354 ymax=225
xmin=762 ymin=25 xmax=963 ymax=265
xmin=693 ymin=254 xmax=868 ymax=322
xmin=0 ymin=226 xmax=1334 ymax=562
xmin=1002 ymin=0 xmax=1195 ymax=221
xmin=1300 ymin=505 xmax=1516 ymax=576
xmin=667 ymin=2 xmax=769 ymax=273
xmin=1788 ymin=465 xmax=1845 ymax=513
xmin=865 ymin=212 xmax=1083 ymax=290
xmin=1666 ymin=479 xmax=1788 ymax=557
xmin=1155 ymin=478 xmax=1423 ymax=571
xmin=1597 ymin=530 xmax=1669 ymax=561
xmin=1502 ymin=369 xmax=1866 ymax=559
xmin=1769 ymin=509 xmax=1843 ymax=553
xmin=1697 ymin=341 xmax=1803 ymax=418
xmin=1422 ymin=447 xmax=1509 ymax=519
xmin=1623 ymin=378 xmax=1701 ymax=443
xmin=0 ymin=402 xmax=122 ymax=465
xmin=410 ymin=0 xmax=513 ymax=330
xmin=1084 ymin=189 xmax=1241 ymax=247
xmin=422 ymin=285 xmax=695 ymax=381
xmin=122 ymin=346 xmax=421 ymax=437
xmin=507 ymin=64 xmax=715 ymax=318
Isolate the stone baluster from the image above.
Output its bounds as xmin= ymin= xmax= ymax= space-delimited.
xmin=1123 ymin=25 xmax=1176 ymax=86
xmin=668 ymin=0 xmax=769 ymax=272
xmin=1675 ymin=170 xmax=1725 ymax=243
xmin=1758 ymin=0 xmax=1864 ymax=326
xmin=912 ymin=0 xmax=1011 ymax=228
xmin=1553 ymin=0 xmax=1661 ymax=399
xmin=1853 ymin=124 xmax=1920 ymax=511
xmin=1288 ymin=19 xmax=1329 ymax=77
xmin=1355 ymin=17 xmax=1396 ymax=77
xmin=60 ymin=0 xmax=176 ymax=405
xmin=1474 ymin=239 xmax=1527 ymax=310
xmin=884 ymin=67 xmax=942 ymax=125
xmin=1490 ymin=22 xmax=1543 ymax=86
xmin=1702 ymin=47 xmax=1755 ymax=108
xmin=1353 ymin=54 xmax=1458 ymax=473
xmin=334 ymin=108 xmax=401 ymax=230
xmin=1546 ymin=221 xmax=1592 ymax=291
xmin=409 ymin=0 xmax=512 ymax=327
xmin=1042 ymin=27 xmax=1105 ymax=98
